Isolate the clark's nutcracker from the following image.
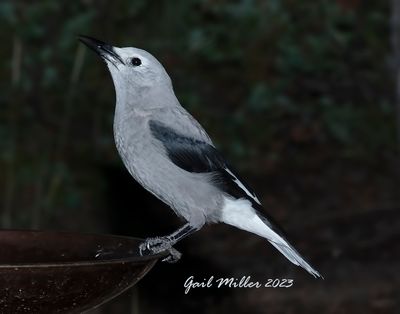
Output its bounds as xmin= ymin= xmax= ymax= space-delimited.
xmin=79 ymin=35 xmax=322 ymax=278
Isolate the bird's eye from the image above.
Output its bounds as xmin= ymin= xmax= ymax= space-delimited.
xmin=131 ymin=57 xmax=142 ymax=66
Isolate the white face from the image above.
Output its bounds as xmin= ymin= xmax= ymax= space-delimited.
xmin=105 ymin=47 xmax=170 ymax=89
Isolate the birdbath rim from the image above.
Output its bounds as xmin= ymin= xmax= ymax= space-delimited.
xmin=0 ymin=229 xmax=168 ymax=268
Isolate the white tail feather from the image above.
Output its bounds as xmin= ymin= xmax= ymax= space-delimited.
xmin=221 ymin=197 xmax=322 ymax=278
xmin=269 ymin=239 xmax=322 ymax=278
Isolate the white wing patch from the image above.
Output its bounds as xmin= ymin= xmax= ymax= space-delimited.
xmin=224 ymin=168 xmax=261 ymax=205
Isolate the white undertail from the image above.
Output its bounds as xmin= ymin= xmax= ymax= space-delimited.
xmin=221 ymin=197 xmax=322 ymax=278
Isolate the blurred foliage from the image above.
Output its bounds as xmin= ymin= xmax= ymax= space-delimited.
xmin=0 ymin=0 xmax=397 ymax=229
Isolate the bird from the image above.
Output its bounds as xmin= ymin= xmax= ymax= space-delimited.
xmin=79 ymin=35 xmax=322 ymax=278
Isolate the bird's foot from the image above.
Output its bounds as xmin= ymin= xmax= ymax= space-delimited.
xmin=139 ymin=237 xmax=182 ymax=263
xmin=139 ymin=236 xmax=172 ymax=254
xmin=161 ymin=247 xmax=182 ymax=263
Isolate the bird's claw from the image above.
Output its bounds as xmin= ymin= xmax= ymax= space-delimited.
xmin=162 ymin=247 xmax=182 ymax=263
xmin=139 ymin=237 xmax=182 ymax=263
xmin=139 ymin=237 xmax=171 ymax=255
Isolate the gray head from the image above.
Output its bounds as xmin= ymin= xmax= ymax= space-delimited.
xmin=79 ymin=35 xmax=172 ymax=94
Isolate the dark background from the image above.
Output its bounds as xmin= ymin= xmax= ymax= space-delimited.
xmin=1 ymin=0 xmax=399 ymax=313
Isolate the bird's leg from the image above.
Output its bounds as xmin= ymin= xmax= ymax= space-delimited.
xmin=167 ymin=223 xmax=198 ymax=243
xmin=139 ymin=223 xmax=198 ymax=263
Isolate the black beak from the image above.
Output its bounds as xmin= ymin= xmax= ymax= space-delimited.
xmin=78 ymin=35 xmax=124 ymax=65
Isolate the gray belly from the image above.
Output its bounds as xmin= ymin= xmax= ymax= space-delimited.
xmin=113 ymin=119 xmax=223 ymax=225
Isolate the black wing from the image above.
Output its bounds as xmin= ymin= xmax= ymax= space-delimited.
xmin=149 ymin=120 xmax=261 ymax=208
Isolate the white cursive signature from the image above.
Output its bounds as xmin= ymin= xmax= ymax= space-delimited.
xmin=183 ymin=276 xmax=294 ymax=294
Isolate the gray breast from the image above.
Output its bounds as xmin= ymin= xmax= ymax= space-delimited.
xmin=112 ymin=110 xmax=223 ymax=224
